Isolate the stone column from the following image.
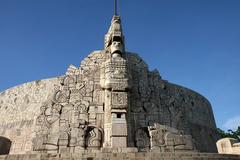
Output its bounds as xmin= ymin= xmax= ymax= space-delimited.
xmin=100 ymin=56 xmax=129 ymax=148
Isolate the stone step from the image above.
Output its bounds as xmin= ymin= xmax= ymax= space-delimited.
xmin=0 ymin=153 xmax=240 ymax=160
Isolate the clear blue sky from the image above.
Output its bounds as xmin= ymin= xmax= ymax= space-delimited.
xmin=0 ymin=0 xmax=239 ymax=130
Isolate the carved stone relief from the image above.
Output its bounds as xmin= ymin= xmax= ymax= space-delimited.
xmin=86 ymin=127 xmax=102 ymax=149
xmin=33 ymin=52 xmax=105 ymax=153
xmin=111 ymin=92 xmax=127 ymax=109
xmin=148 ymin=123 xmax=194 ymax=152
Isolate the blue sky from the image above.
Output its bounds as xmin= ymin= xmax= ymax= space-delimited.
xmin=0 ymin=0 xmax=239 ymax=130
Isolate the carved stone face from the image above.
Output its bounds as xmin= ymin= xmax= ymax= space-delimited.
xmin=110 ymin=41 xmax=123 ymax=57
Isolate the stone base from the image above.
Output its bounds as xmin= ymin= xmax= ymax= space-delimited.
xmin=101 ymin=147 xmax=138 ymax=153
xmin=1 ymin=152 xmax=240 ymax=160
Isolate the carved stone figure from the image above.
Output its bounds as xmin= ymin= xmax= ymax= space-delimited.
xmin=76 ymin=124 xmax=88 ymax=148
xmin=33 ymin=106 xmax=49 ymax=151
xmin=44 ymin=103 xmax=61 ymax=152
xmin=148 ymin=123 xmax=194 ymax=152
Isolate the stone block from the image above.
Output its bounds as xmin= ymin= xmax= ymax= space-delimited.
xmin=217 ymin=138 xmax=240 ymax=155
xmin=112 ymin=123 xmax=127 ymax=136
xmin=111 ymin=137 xmax=127 ymax=147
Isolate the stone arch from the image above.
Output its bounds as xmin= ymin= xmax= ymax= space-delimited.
xmin=0 ymin=136 xmax=12 ymax=155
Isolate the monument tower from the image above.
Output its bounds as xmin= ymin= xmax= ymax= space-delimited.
xmin=0 ymin=0 xmax=221 ymax=156
xmin=101 ymin=14 xmax=128 ymax=148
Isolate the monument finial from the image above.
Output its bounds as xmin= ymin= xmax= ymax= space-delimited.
xmin=104 ymin=0 xmax=124 ymax=52
xmin=114 ymin=0 xmax=118 ymax=16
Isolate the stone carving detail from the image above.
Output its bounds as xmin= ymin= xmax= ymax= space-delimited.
xmin=111 ymin=92 xmax=127 ymax=109
xmin=102 ymin=57 xmax=129 ymax=91
xmin=32 ymin=49 xmax=216 ymax=153
xmin=33 ymin=51 xmax=105 ymax=153
xmin=86 ymin=127 xmax=102 ymax=149
xmin=33 ymin=104 xmax=50 ymax=151
xmin=33 ymin=101 xmax=62 ymax=151
xmin=148 ymin=123 xmax=194 ymax=152
xmin=54 ymin=90 xmax=70 ymax=104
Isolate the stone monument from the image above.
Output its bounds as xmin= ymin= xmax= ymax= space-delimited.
xmin=0 ymin=2 xmax=233 ymax=160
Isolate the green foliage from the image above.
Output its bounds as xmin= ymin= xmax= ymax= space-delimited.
xmin=217 ymin=126 xmax=240 ymax=141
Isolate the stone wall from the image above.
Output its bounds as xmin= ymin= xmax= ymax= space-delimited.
xmin=0 ymin=78 xmax=61 ymax=154
xmin=164 ymin=82 xmax=219 ymax=152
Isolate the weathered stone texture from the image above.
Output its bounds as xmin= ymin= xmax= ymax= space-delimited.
xmin=0 ymin=78 xmax=61 ymax=154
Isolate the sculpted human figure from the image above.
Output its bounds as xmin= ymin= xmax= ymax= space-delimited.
xmin=43 ymin=103 xmax=62 ymax=152
xmin=69 ymin=120 xmax=88 ymax=150
xmin=69 ymin=100 xmax=89 ymax=149
xmin=76 ymin=122 xmax=88 ymax=149
xmin=33 ymin=105 xmax=49 ymax=151
xmin=58 ymin=104 xmax=74 ymax=150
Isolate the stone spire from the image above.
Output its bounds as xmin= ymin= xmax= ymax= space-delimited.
xmin=104 ymin=0 xmax=125 ymax=57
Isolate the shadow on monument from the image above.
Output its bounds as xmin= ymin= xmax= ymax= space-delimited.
xmin=0 ymin=136 xmax=12 ymax=155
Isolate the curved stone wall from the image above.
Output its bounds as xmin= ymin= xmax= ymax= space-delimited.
xmin=163 ymin=82 xmax=219 ymax=152
xmin=0 ymin=77 xmax=61 ymax=154
xmin=164 ymin=81 xmax=216 ymax=129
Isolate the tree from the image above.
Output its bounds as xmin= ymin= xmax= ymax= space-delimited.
xmin=217 ymin=126 xmax=240 ymax=141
